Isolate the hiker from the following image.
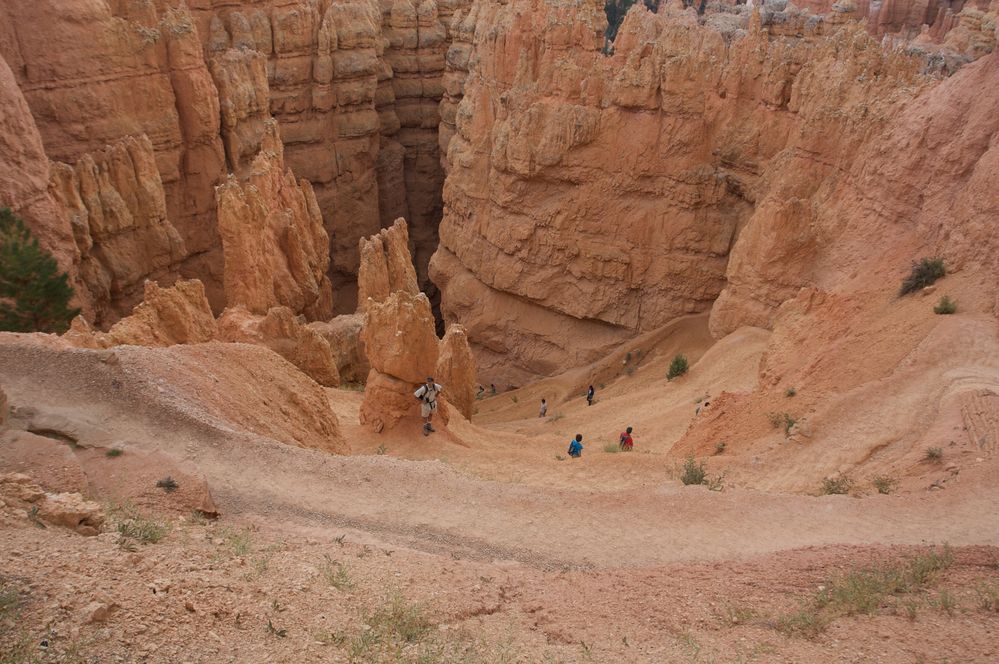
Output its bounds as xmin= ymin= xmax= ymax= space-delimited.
xmin=539 ymin=399 xmax=548 ymax=418
xmin=568 ymin=434 xmax=584 ymax=458
xmin=619 ymin=426 xmax=634 ymax=451
xmin=414 ymin=376 xmax=443 ymax=435
xmin=586 ymin=385 xmax=595 ymax=407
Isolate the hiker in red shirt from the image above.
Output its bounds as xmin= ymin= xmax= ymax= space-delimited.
xmin=619 ymin=426 xmax=634 ymax=451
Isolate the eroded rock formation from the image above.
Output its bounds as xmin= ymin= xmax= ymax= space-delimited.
xmin=435 ymin=324 xmax=476 ymax=419
xmin=217 ymin=305 xmax=340 ymax=387
xmin=431 ymin=0 xmax=934 ymax=383
xmin=359 ymin=290 xmax=445 ymax=431
xmin=357 ymin=218 xmax=420 ymax=308
xmin=215 ymin=122 xmax=334 ymax=320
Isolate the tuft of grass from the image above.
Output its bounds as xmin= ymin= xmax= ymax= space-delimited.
xmin=266 ymin=618 xmax=288 ymax=638
xmin=933 ymin=295 xmax=957 ymax=315
xmin=714 ymin=441 xmax=726 ymax=455
xmin=624 ymin=365 xmax=635 ymax=376
xmin=871 ymin=474 xmax=898 ymax=495
xmin=975 ymin=584 xmax=999 ymax=612
xmin=549 ymin=412 xmax=565 ymax=423
xmin=900 ymin=258 xmax=945 ymax=296
xmin=554 ymin=454 xmax=566 ymax=461
xmin=680 ymin=456 xmax=707 ymax=486
xmin=603 ymin=443 xmax=620 ymax=454
xmin=109 ymin=504 xmax=170 ymax=544
xmin=105 ymin=447 xmax=124 ymax=458
xmin=376 ymin=444 xmax=387 ymax=455
xmin=510 ymin=394 xmax=518 ymax=403
xmin=932 ymin=589 xmax=957 ymax=615
xmin=774 ymin=608 xmax=829 ymax=638
xmin=821 ymin=475 xmax=853 ymax=495
xmin=319 ymin=555 xmax=353 ymax=591
xmin=785 ymin=387 xmax=797 ymax=397
xmin=924 ymin=446 xmax=943 ymax=462
xmin=156 ymin=476 xmax=179 ymax=492
xmin=667 ymin=354 xmax=689 ymax=381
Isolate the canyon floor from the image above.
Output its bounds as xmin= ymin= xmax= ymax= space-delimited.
xmin=1 ymin=316 xmax=998 ymax=664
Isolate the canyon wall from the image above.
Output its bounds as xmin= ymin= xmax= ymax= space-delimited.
xmin=431 ymin=0 xmax=949 ymax=383
xmin=0 ymin=0 xmax=470 ymax=322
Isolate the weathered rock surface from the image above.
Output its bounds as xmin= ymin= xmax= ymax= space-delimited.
xmin=217 ymin=305 xmax=340 ymax=387
xmin=432 ymin=1 xmax=932 ymax=383
xmin=0 ymin=385 xmax=6 ymax=428
xmin=359 ymin=290 xmax=443 ymax=431
xmin=435 ymin=324 xmax=476 ymax=419
xmin=97 ymin=279 xmax=217 ymax=348
xmin=308 ymin=314 xmax=370 ymax=384
xmin=357 ymin=218 xmax=420 ymax=308
xmin=0 ymin=473 xmax=104 ymax=536
xmin=215 ymin=122 xmax=334 ymax=320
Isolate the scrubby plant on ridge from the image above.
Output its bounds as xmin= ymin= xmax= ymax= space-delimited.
xmin=899 ymin=257 xmax=945 ymax=296
xmin=667 ymin=354 xmax=689 ymax=381
xmin=933 ymin=295 xmax=957 ymax=314
xmin=821 ymin=475 xmax=852 ymax=495
xmin=680 ymin=456 xmax=707 ymax=486
xmin=871 ymin=474 xmax=898 ymax=495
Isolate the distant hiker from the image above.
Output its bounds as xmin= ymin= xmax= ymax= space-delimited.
xmin=586 ymin=385 xmax=595 ymax=407
xmin=414 ymin=376 xmax=442 ymax=435
xmin=539 ymin=399 xmax=548 ymax=418
xmin=490 ymin=383 xmax=497 ymax=395
xmin=619 ymin=426 xmax=634 ymax=451
xmin=568 ymin=434 xmax=584 ymax=458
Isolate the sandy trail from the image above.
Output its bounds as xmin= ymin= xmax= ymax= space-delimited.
xmin=2 ymin=340 xmax=998 ymax=573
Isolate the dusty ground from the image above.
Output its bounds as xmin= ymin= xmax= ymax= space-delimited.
xmin=1 ymin=315 xmax=998 ymax=662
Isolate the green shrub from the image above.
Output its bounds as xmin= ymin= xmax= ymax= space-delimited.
xmin=821 ymin=475 xmax=852 ymax=495
xmin=767 ymin=412 xmax=796 ymax=436
xmin=319 ymin=555 xmax=353 ymax=590
xmin=680 ymin=456 xmax=707 ymax=486
xmin=667 ymin=354 xmax=689 ymax=381
xmin=0 ymin=207 xmax=80 ymax=333
xmin=105 ymin=447 xmax=124 ymax=458
xmin=714 ymin=441 xmax=726 ymax=455
xmin=603 ymin=443 xmax=620 ymax=453
xmin=900 ymin=258 xmax=945 ymax=296
xmin=785 ymin=387 xmax=797 ymax=397
xmin=925 ymin=447 xmax=943 ymax=462
xmin=933 ymin=296 xmax=957 ymax=315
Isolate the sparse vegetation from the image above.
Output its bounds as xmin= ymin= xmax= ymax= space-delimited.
xmin=976 ymin=583 xmax=999 ymax=612
xmin=932 ymin=589 xmax=957 ymax=615
xmin=933 ymin=295 xmax=957 ymax=315
xmin=624 ymin=365 xmax=635 ymax=376
xmin=603 ymin=443 xmax=620 ymax=454
xmin=925 ymin=447 xmax=943 ymax=462
xmin=667 ymin=354 xmax=689 ymax=381
xmin=555 ymin=454 xmax=566 ymax=461
xmin=348 ymin=592 xmax=439 ymax=662
xmin=821 ymin=475 xmax=853 ymax=495
xmin=105 ymin=447 xmax=124 ymax=458
xmin=775 ymin=547 xmax=953 ymax=638
xmin=767 ymin=412 xmax=797 ymax=436
xmin=510 ymin=395 xmax=518 ymax=403
xmin=785 ymin=387 xmax=797 ymax=397
xmin=376 ymin=444 xmax=387 ymax=455
xmin=320 ymin=555 xmax=353 ymax=590
xmin=549 ymin=412 xmax=564 ymax=423
xmin=680 ymin=456 xmax=707 ymax=486
xmin=899 ymin=257 xmax=945 ymax=296
xmin=714 ymin=441 xmax=726 ymax=455
xmin=109 ymin=503 xmax=170 ymax=545
xmin=156 ymin=476 xmax=179 ymax=492
xmin=0 ymin=207 xmax=81 ymax=333
xmin=871 ymin=474 xmax=898 ymax=495
xmin=266 ymin=618 xmax=288 ymax=638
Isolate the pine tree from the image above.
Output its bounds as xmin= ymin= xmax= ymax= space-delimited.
xmin=0 ymin=207 xmax=80 ymax=333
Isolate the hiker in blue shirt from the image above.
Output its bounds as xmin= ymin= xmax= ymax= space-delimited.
xmin=568 ymin=434 xmax=584 ymax=458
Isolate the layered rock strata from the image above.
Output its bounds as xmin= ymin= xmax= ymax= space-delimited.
xmin=431 ymin=1 xmax=931 ymax=383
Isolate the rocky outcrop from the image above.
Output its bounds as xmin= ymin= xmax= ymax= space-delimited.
xmin=0 ymin=54 xmax=88 ymax=314
xmin=88 ymin=279 xmax=217 ymax=348
xmin=215 ymin=122 xmax=334 ymax=320
xmin=308 ymin=314 xmax=370 ymax=384
xmin=0 ymin=3 xmax=229 ymax=313
xmin=359 ymin=290 xmax=444 ymax=431
xmin=357 ymin=218 xmax=420 ymax=308
xmin=217 ymin=305 xmax=340 ymax=387
xmin=49 ymin=136 xmax=187 ymax=327
xmin=435 ymin=324 xmax=476 ymax=419
xmin=0 ymin=473 xmax=104 ymax=536
xmin=432 ymin=1 xmax=928 ymax=383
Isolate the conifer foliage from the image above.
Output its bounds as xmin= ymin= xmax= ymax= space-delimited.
xmin=0 ymin=207 xmax=80 ymax=333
